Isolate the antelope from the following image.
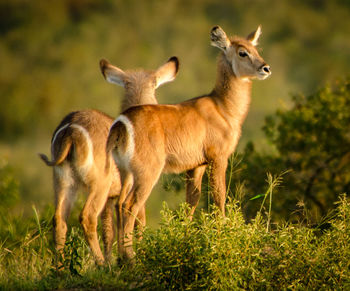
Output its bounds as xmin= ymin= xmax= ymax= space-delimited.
xmin=107 ymin=25 xmax=271 ymax=260
xmin=39 ymin=57 xmax=179 ymax=265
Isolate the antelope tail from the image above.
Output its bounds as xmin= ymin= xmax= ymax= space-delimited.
xmin=39 ymin=124 xmax=73 ymax=167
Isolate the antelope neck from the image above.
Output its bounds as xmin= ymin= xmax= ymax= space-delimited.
xmin=212 ymin=54 xmax=252 ymax=126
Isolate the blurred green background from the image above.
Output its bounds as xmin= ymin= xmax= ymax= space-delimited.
xmin=1 ymin=0 xmax=350 ymax=226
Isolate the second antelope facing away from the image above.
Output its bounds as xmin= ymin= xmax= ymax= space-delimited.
xmin=39 ymin=57 xmax=179 ymax=265
xmin=107 ymin=25 xmax=271 ymax=260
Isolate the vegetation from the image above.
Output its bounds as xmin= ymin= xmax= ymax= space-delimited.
xmin=2 ymin=190 xmax=350 ymax=289
xmin=164 ymin=79 xmax=350 ymax=223
xmin=134 ymin=196 xmax=350 ymax=290
xmin=227 ymin=78 xmax=350 ymax=223
xmin=1 ymin=0 xmax=350 ymax=218
xmin=1 ymin=1 xmax=350 ymax=289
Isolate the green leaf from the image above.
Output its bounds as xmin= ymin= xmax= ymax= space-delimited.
xmin=250 ymin=194 xmax=266 ymax=201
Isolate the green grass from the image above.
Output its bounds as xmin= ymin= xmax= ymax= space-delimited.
xmin=1 ymin=193 xmax=350 ymax=290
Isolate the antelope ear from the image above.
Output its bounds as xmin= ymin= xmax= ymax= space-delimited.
xmin=155 ymin=56 xmax=179 ymax=88
xmin=210 ymin=26 xmax=231 ymax=52
xmin=99 ymin=59 xmax=126 ymax=87
xmin=247 ymin=25 xmax=262 ymax=46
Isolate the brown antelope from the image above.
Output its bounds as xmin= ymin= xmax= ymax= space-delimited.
xmin=107 ymin=25 xmax=271 ymax=260
xmin=39 ymin=57 xmax=179 ymax=265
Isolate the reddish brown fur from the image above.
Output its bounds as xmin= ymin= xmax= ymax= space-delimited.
xmin=108 ymin=26 xmax=271 ymax=260
xmin=39 ymin=57 xmax=179 ymax=265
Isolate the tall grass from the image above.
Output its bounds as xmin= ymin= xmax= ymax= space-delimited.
xmin=1 ymin=193 xmax=350 ymax=289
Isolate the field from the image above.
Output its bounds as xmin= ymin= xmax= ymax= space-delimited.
xmin=1 ymin=1 xmax=350 ymax=289
xmin=1 ymin=160 xmax=350 ymax=289
xmin=1 ymin=193 xmax=350 ymax=290
xmin=4 ymin=80 xmax=350 ymax=289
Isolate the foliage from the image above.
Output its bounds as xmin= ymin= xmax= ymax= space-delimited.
xmin=1 ymin=0 xmax=350 ymax=141
xmin=0 ymin=159 xmax=18 ymax=210
xmin=1 ymin=0 xmax=350 ymax=215
xmin=230 ymin=79 xmax=350 ymax=222
xmin=2 ymin=194 xmax=350 ymax=290
xmin=133 ymin=195 xmax=350 ymax=290
xmin=1 ymin=2 xmax=350 ymax=289
xmin=61 ymin=227 xmax=89 ymax=276
xmin=0 ymin=159 xmax=22 ymax=241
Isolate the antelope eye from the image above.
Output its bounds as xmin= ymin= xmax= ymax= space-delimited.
xmin=239 ymin=51 xmax=248 ymax=58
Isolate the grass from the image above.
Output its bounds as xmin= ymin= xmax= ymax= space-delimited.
xmin=1 ymin=187 xmax=350 ymax=289
xmin=134 ymin=197 xmax=350 ymax=290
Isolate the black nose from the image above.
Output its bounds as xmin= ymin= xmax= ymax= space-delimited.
xmin=262 ymin=65 xmax=271 ymax=74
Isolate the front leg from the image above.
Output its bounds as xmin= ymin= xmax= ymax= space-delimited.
xmin=208 ymin=159 xmax=228 ymax=215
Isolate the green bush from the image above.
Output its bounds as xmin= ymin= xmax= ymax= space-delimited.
xmin=1 ymin=194 xmax=350 ymax=289
xmin=133 ymin=196 xmax=350 ymax=290
xmin=228 ymin=79 xmax=350 ymax=222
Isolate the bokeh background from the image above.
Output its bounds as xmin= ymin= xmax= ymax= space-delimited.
xmin=1 ymin=0 xmax=350 ymax=226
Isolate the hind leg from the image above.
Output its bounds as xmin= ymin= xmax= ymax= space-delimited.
xmin=135 ymin=205 xmax=146 ymax=240
xmin=116 ymin=193 xmax=146 ymax=257
xmin=120 ymin=168 xmax=162 ymax=260
xmin=101 ymin=197 xmax=116 ymax=262
xmin=53 ymin=164 xmax=77 ymax=263
xmin=186 ymin=165 xmax=207 ymax=218
xmin=115 ymin=172 xmax=133 ymax=258
xmin=121 ymin=184 xmax=154 ymax=260
xmin=79 ymin=181 xmax=110 ymax=265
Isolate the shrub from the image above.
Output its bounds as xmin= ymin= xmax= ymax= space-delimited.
xmin=133 ymin=196 xmax=350 ymax=290
xmin=229 ymin=78 xmax=350 ymax=222
xmin=1 ymin=195 xmax=350 ymax=289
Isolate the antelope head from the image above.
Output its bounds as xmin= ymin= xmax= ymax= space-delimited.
xmin=210 ymin=25 xmax=271 ymax=80
xmin=99 ymin=57 xmax=179 ymax=109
